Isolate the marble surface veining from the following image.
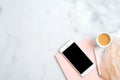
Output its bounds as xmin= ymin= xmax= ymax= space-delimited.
xmin=0 ymin=0 xmax=120 ymax=80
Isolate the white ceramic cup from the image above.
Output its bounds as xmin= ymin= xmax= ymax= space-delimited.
xmin=96 ymin=32 xmax=112 ymax=48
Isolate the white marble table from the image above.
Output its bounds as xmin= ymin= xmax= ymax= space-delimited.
xmin=0 ymin=0 xmax=120 ymax=80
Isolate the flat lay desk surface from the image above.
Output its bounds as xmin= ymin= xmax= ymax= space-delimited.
xmin=0 ymin=0 xmax=120 ymax=80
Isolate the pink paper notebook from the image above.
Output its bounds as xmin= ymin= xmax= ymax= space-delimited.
xmin=55 ymin=39 xmax=103 ymax=80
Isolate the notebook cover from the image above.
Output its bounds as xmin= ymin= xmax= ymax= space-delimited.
xmin=55 ymin=39 xmax=103 ymax=80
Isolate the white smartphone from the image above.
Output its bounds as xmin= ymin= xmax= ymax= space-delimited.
xmin=59 ymin=40 xmax=95 ymax=77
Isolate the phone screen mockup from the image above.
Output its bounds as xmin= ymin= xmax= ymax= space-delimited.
xmin=63 ymin=42 xmax=93 ymax=74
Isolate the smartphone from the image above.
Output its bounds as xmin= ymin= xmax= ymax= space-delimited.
xmin=59 ymin=40 xmax=95 ymax=77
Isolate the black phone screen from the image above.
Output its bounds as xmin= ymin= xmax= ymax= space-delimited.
xmin=63 ymin=42 xmax=93 ymax=74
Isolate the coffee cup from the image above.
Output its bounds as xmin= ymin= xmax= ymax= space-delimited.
xmin=96 ymin=32 xmax=112 ymax=48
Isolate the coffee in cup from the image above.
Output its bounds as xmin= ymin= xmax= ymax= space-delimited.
xmin=96 ymin=32 xmax=111 ymax=48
